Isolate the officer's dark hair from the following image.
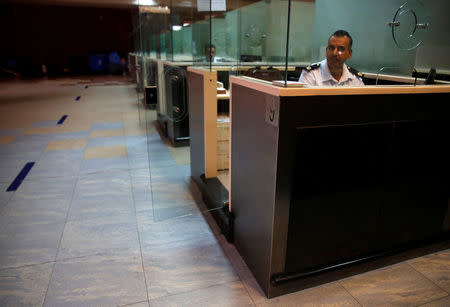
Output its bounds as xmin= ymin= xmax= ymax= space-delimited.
xmin=329 ymin=30 xmax=353 ymax=48
xmin=204 ymin=44 xmax=216 ymax=50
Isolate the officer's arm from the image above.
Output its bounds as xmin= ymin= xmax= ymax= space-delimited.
xmin=299 ymin=70 xmax=316 ymax=86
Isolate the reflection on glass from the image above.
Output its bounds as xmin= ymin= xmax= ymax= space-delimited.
xmin=129 ymin=0 xmax=450 ymax=223
xmin=391 ymin=0 xmax=430 ymax=51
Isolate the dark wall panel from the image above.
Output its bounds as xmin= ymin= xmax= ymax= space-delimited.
xmin=0 ymin=3 xmax=137 ymax=76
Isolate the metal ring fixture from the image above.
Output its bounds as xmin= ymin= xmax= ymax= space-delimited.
xmin=389 ymin=1 xmax=429 ymax=51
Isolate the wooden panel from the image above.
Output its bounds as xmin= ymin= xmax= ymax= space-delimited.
xmin=204 ymin=70 xmax=218 ymax=178
xmin=231 ymin=84 xmax=280 ymax=296
xmin=156 ymin=60 xmax=166 ymax=117
xmin=282 ymin=93 xmax=450 ymax=128
xmin=229 ymin=76 xmax=450 ymax=97
xmin=230 ymin=76 xmax=450 ymax=297
xmin=188 ymin=71 xmax=205 ymax=178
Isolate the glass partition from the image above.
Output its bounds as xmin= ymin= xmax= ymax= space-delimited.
xmin=287 ymin=0 xmax=449 ymax=85
xmin=171 ymin=25 xmax=193 ymax=61
xmin=135 ymin=0 xmax=449 ymax=93
xmin=192 ymin=19 xmax=212 ymax=64
xmin=135 ymin=0 xmax=449 ymax=222
xmin=414 ymin=0 xmax=450 ymax=75
xmin=308 ymin=0 xmax=421 ymax=77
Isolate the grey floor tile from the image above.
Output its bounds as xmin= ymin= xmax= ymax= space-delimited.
xmin=150 ymin=165 xmax=183 ymax=181
xmin=132 ymin=177 xmax=151 ymax=191
xmin=0 ymin=221 xmax=65 ymax=268
xmin=147 ymin=147 xmax=172 ymax=156
xmin=0 ymin=183 xmax=13 ymax=207
xmin=30 ymin=120 xmax=58 ymax=127
xmin=77 ymin=168 xmax=130 ymax=181
xmin=132 ymin=190 xmax=152 ymax=202
xmin=409 ymin=249 xmax=450 ymax=292
xmin=177 ymin=164 xmax=191 ymax=177
xmin=149 ymin=281 xmax=254 ymax=307
xmin=152 ymin=199 xmax=200 ymax=222
xmin=26 ymin=158 xmax=82 ymax=180
xmin=146 ymin=133 xmax=162 ymax=142
xmin=420 ymin=295 xmax=450 ymax=307
xmin=45 ymin=250 xmax=147 ymax=307
xmin=257 ymin=282 xmax=360 ymax=307
xmin=37 ymin=149 xmax=84 ymax=163
xmin=0 ymin=198 xmax=70 ymax=225
xmin=242 ymin=277 xmax=267 ymax=305
xmin=126 ymin=136 xmax=148 ymax=154
xmin=57 ymin=215 xmax=140 ymax=260
xmin=216 ymin=235 xmax=255 ymax=281
xmin=0 ymin=166 xmax=24 ymax=184
xmin=137 ymin=212 xmax=214 ymax=248
xmin=132 ymin=174 xmax=152 ymax=201
xmin=127 ymin=149 xmax=149 ymax=161
xmin=128 ymin=156 xmax=150 ymax=169
xmin=127 ymin=151 xmax=149 ymax=161
xmin=68 ymin=195 xmax=135 ymax=221
xmin=73 ymin=170 xmax=131 ymax=199
xmin=126 ymin=134 xmax=148 ymax=144
xmin=182 ymin=176 xmax=204 ymax=203
xmin=0 ymin=144 xmax=44 ymax=155
xmin=12 ymin=176 xmax=76 ymax=202
xmin=0 ymin=128 xmax=24 ymax=136
xmin=147 ymin=145 xmax=174 ymax=155
xmin=80 ymin=156 xmax=129 ymax=174
xmin=87 ymin=136 xmax=126 ymax=148
xmin=0 ymin=136 xmax=51 ymax=154
xmin=0 ymin=262 xmax=53 ymax=307
xmin=118 ymin=301 xmax=149 ymax=307
xmin=147 ymin=139 xmax=167 ymax=148
xmin=130 ymin=168 xmax=150 ymax=181
xmin=142 ymin=235 xmax=238 ymax=300
xmin=340 ymin=263 xmax=448 ymax=307
xmin=151 ymin=179 xmax=196 ymax=200
xmin=134 ymin=200 xmax=153 ymax=213
xmin=14 ymin=135 xmax=54 ymax=144
xmin=91 ymin=122 xmax=124 ymax=130
xmin=0 ymin=152 xmax=42 ymax=169
xmin=52 ymin=131 xmax=90 ymax=140
xmin=151 ymin=180 xmax=197 ymax=205
xmin=148 ymin=159 xmax=177 ymax=170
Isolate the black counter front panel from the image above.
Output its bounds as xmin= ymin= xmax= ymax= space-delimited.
xmin=285 ymin=120 xmax=449 ymax=273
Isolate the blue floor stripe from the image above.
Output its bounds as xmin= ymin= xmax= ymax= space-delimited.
xmin=57 ymin=115 xmax=68 ymax=125
xmin=75 ymin=96 xmax=81 ymax=101
xmin=7 ymin=162 xmax=35 ymax=192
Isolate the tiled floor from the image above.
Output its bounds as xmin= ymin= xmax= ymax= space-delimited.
xmin=0 ymin=76 xmax=449 ymax=306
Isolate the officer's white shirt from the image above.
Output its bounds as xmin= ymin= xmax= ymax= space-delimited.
xmin=202 ymin=56 xmax=226 ymax=63
xmin=299 ymin=59 xmax=364 ymax=86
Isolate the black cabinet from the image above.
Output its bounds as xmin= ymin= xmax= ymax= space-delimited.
xmin=231 ymin=84 xmax=450 ymax=298
xmin=286 ymin=120 xmax=449 ymax=273
xmin=161 ymin=65 xmax=189 ymax=146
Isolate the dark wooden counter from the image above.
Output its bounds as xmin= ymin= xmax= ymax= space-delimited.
xmin=230 ymin=77 xmax=450 ymax=298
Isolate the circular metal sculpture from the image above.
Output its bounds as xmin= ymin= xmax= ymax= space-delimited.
xmin=389 ymin=1 xmax=429 ymax=50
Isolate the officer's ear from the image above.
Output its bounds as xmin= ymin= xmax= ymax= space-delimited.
xmin=347 ymin=48 xmax=353 ymax=59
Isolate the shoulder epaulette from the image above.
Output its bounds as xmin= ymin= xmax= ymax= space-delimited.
xmin=347 ymin=66 xmax=364 ymax=78
xmin=304 ymin=63 xmax=320 ymax=72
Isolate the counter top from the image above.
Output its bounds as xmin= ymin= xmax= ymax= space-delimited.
xmin=230 ymin=76 xmax=450 ymax=97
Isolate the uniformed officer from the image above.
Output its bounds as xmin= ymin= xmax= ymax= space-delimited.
xmin=299 ymin=30 xmax=364 ymax=86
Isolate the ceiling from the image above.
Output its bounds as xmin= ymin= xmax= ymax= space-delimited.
xmin=2 ymin=0 xmax=139 ymax=8
xmin=2 ymin=0 xmax=254 ymax=9
xmin=2 ymin=0 xmax=293 ymax=31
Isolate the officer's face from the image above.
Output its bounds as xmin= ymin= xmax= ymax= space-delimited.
xmin=205 ymin=47 xmax=216 ymax=61
xmin=326 ymin=36 xmax=352 ymax=69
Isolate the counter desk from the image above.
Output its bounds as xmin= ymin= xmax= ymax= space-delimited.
xmin=229 ymin=76 xmax=450 ymax=298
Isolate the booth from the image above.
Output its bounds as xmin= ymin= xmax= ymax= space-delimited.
xmin=132 ymin=0 xmax=450 ymax=298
